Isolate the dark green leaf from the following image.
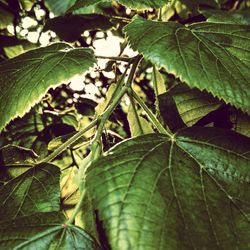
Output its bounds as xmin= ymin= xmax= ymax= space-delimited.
xmin=0 ymin=145 xmax=38 ymax=167
xmin=158 ymin=84 xmax=221 ymax=128
xmin=0 ymin=43 xmax=96 ymax=132
xmin=201 ymin=9 xmax=250 ymax=24
xmin=45 ymin=0 xmax=75 ymax=15
xmin=179 ymin=0 xmax=227 ymax=9
xmin=0 ymin=212 xmax=101 ymax=249
xmin=0 ymin=5 xmax=14 ymax=29
xmin=44 ymin=14 xmax=113 ymax=42
xmin=68 ymin=0 xmax=166 ymax=12
xmin=86 ymin=129 xmax=250 ymax=249
xmin=0 ymin=163 xmax=60 ymax=220
xmin=125 ymin=17 xmax=250 ymax=113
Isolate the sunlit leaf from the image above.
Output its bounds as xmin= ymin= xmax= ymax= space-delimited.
xmin=0 ymin=163 xmax=60 ymax=220
xmin=0 ymin=43 xmax=96 ymax=132
xmin=125 ymin=17 xmax=250 ymax=113
xmin=86 ymin=129 xmax=250 ymax=249
xmin=0 ymin=212 xmax=101 ymax=249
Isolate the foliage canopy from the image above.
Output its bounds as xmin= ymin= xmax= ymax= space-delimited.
xmin=0 ymin=0 xmax=249 ymax=249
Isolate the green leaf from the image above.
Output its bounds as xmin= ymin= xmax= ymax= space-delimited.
xmin=0 ymin=6 xmax=14 ymax=29
xmin=0 ymin=163 xmax=60 ymax=220
xmin=0 ymin=145 xmax=38 ymax=167
xmin=0 ymin=43 xmax=96 ymax=132
xmin=0 ymin=212 xmax=101 ymax=249
xmin=45 ymin=0 xmax=75 ymax=15
xmin=201 ymin=9 xmax=250 ymax=24
xmin=44 ymin=14 xmax=113 ymax=42
xmin=179 ymin=0 xmax=226 ymax=9
xmin=68 ymin=0 xmax=166 ymax=12
xmin=125 ymin=17 xmax=250 ymax=113
xmin=230 ymin=107 xmax=250 ymax=138
xmin=127 ymin=103 xmax=154 ymax=137
xmin=86 ymin=128 xmax=250 ymax=250
xmin=158 ymin=83 xmax=221 ymax=128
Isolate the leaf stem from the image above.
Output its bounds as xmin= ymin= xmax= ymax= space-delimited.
xmin=40 ymin=119 xmax=98 ymax=163
xmin=131 ymin=89 xmax=172 ymax=137
xmin=66 ymin=56 xmax=142 ymax=225
xmin=128 ymin=92 xmax=144 ymax=135
xmin=95 ymin=55 xmax=133 ymax=62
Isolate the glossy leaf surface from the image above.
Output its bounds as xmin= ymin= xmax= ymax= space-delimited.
xmin=86 ymin=129 xmax=250 ymax=249
xmin=125 ymin=17 xmax=250 ymax=113
xmin=0 ymin=43 xmax=95 ymax=131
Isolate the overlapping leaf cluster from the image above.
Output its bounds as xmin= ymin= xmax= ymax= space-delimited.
xmin=0 ymin=0 xmax=249 ymax=249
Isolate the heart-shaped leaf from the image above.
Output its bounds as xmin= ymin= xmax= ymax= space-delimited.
xmin=0 ymin=163 xmax=60 ymax=220
xmin=125 ymin=17 xmax=250 ymax=113
xmin=86 ymin=128 xmax=250 ymax=249
xmin=0 ymin=212 xmax=101 ymax=249
xmin=0 ymin=43 xmax=96 ymax=131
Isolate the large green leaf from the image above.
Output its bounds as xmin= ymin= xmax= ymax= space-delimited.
xmin=68 ymin=0 xmax=166 ymax=12
xmin=0 ymin=43 xmax=96 ymax=132
xmin=125 ymin=17 xmax=250 ymax=113
xmin=0 ymin=212 xmax=101 ymax=249
xmin=0 ymin=163 xmax=60 ymax=220
xmin=86 ymin=128 xmax=250 ymax=249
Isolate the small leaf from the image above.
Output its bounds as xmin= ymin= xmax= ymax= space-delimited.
xmin=125 ymin=17 xmax=250 ymax=113
xmin=158 ymin=84 xmax=221 ymax=128
xmin=95 ymin=83 xmax=116 ymax=115
xmin=0 ymin=212 xmax=101 ymax=249
xmin=86 ymin=128 xmax=250 ymax=249
xmin=0 ymin=43 xmax=96 ymax=132
xmin=68 ymin=0 xmax=166 ymax=12
xmin=45 ymin=0 xmax=75 ymax=15
xmin=127 ymin=103 xmax=154 ymax=137
xmin=44 ymin=14 xmax=113 ymax=42
xmin=201 ymin=9 xmax=250 ymax=24
xmin=0 ymin=163 xmax=60 ymax=220
xmin=0 ymin=6 xmax=14 ymax=29
xmin=0 ymin=145 xmax=38 ymax=167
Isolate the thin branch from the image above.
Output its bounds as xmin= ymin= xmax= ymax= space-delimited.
xmin=131 ymin=89 xmax=173 ymax=138
xmin=40 ymin=119 xmax=98 ymax=163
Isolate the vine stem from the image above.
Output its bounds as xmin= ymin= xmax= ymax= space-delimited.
xmin=66 ymin=55 xmax=142 ymax=225
xmin=130 ymin=89 xmax=173 ymax=138
xmin=40 ymin=119 xmax=98 ymax=163
xmin=95 ymin=55 xmax=133 ymax=62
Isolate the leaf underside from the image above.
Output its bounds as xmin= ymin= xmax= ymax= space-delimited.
xmin=86 ymin=128 xmax=250 ymax=250
xmin=0 ymin=43 xmax=96 ymax=132
xmin=125 ymin=17 xmax=250 ymax=113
